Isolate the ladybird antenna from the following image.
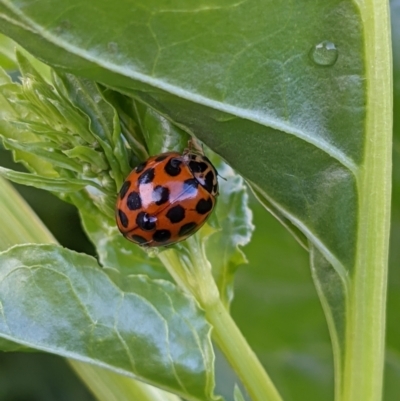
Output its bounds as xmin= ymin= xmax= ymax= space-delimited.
xmin=217 ymin=171 xmax=228 ymax=181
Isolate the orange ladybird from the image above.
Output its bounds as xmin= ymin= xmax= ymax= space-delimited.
xmin=115 ymin=147 xmax=218 ymax=247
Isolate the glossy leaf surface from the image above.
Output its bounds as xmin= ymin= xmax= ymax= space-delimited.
xmin=0 ymin=1 xmax=392 ymax=401
xmin=0 ymin=0 xmax=363 ymax=274
xmin=0 ymin=244 xmax=219 ymax=401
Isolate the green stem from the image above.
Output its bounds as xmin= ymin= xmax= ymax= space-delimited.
xmin=159 ymin=238 xmax=282 ymax=401
xmin=342 ymin=1 xmax=392 ymax=400
xmin=206 ymin=299 xmax=283 ymax=401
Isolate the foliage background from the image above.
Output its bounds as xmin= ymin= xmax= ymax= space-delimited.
xmin=0 ymin=1 xmax=398 ymax=401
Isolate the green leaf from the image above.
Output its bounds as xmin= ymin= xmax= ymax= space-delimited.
xmin=16 ymin=52 xmax=96 ymax=146
xmin=56 ymin=74 xmax=115 ymax=143
xmin=70 ymin=362 xmax=184 ymax=401
xmin=233 ymin=385 xmax=246 ymax=401
xmin=310 ymin=245 xmax=346 ymax=396
xmin=0 ymin=64 xmax=58 ymax=175
xmin=74 ymin=191 xmax=171 ymax=281
xmin=55 ymin=73 xmax=129 ymax=187
xmin=205 ymin=159 xmax=254 ymax=308
xmin=10 ymin=120 xmax=83 ymax=146
xmin=0 ymin=33 xmax=17 ymax=70
xmin=104 ymin=91 xmax=149 ymax=162
xmin=0 ymin=244 xmax=220 ymax=401
xmin=63 ymin=146 xmax=108 ymax=173
xmin=0 ymin=177 xmax=185 ymax=401
xmin=0 ymin=337 xmax=31 ymax=352
xmin=10 ymin=40 xmax=52 ymax=81
xmin=131 ymin=100 xmax=190 ymax=156
xmin=0 ymin=0 xmax=363 ymax=271
xmin=2 ymin=137 xmax=84 ymax=173
xmin=0 ymin=166 xmax=100 ymax=192
xmin=0 ymin=1 xmax=392 ymax=400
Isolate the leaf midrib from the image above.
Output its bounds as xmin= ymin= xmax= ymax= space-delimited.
xmin=1 ymin=0 xmax=357 ymax=173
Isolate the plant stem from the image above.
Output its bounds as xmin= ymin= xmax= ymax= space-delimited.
xmin=160 ymin=241 xmax=282 ymax=401
xmin=206 ymin=299 xmax=283 ymax=401
xmin=342 ymin=1 xmax=392 ymax=400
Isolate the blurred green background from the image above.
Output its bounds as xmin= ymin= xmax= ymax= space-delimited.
xmin=0 ymin=1 xmax=399 ymax=401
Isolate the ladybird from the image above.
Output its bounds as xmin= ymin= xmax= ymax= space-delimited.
xmin=115 ymin=145 xmax=218 ymax=247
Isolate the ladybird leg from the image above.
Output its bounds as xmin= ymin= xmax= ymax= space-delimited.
xmin=131 ymin=235 xmax=154 ymax=247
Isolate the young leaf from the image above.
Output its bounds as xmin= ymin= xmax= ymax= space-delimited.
xmin=55 ymin=73 xmax=130 ymax=186
xmin=131 ymin=100 xmax=190 ymax=156
xmin=0 ymin=166 xmax=100 ymax=192
xmin=0 ymin=244 xmax=221 ymax=401
xmin=63 ymin=146 xmax=109 ymax=173
xmin=205 ymin=160 xmax=254 ymax=308
xmin=2 ymin=137 xmax=84 ymax=173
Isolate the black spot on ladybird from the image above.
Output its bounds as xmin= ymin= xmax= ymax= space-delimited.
xmin=179 ymin=222 xmax=197 ymax=236
xmin=166 ymin=205 xmax=185 ymax=223
xmin=131 ymin=234 xmax=148 ymax=245
xmin=164 ymin=157 xmax=182 ymax=176
xmin=135 ymin=161 xmax=147 ymax=173
xmin=189 ymin=160 xmax=208 ymax=173
xmin=118 ymin=209 xmax=129 ymax=228
xmin=136 ymin=211 xmax=157 ymax=231
xmin=119 ymin=181 xmax=130 ymax=200
xmin=153 ymin=229 xmax=171 ymax=242
xmin=196 ymin=198 xmax=213 ymax=214
xmin=127 ymin=191 xmax=142 ymax=210
xmin=183 ymin=178 xmax=198 ymax=196
xmin=203 ymin=171 xmax=215 ymax=193
xmin=138 ymin=168 xmax=155 ymax=185
xmin=152 ymin=185 xmax=170 ymax=206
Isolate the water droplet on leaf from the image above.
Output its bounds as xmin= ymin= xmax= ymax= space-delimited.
xmin=310 ymin=41 xmax=338 ymax=66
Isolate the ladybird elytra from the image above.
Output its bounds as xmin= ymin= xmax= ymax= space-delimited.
xmin=115 ymin=148 xmax=218 ymax=247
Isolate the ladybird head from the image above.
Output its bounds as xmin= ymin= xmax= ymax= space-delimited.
xmin=187 ymin=154 xmax=219 ymax=197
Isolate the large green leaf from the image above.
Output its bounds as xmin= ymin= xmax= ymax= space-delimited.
xmin=0 ymin=244 xmax=219 ymax=401
xmin=0 ymin=32 xmax=17 ymax=70
xmin=0 ymin=0 xmax=363 ymax=273
xmin=0 ymin=1 xmax=392 ymax=401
